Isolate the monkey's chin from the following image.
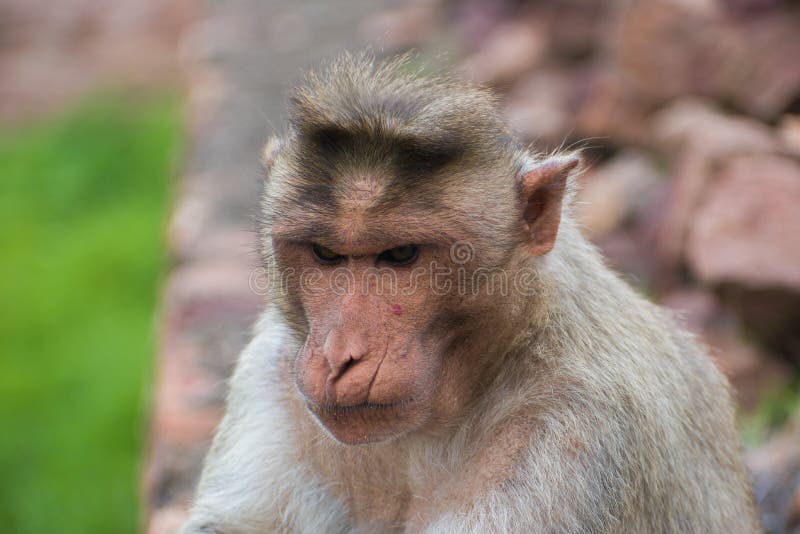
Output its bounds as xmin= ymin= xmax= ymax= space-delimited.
xmin=306 ymin=399 xmax=423 ymax=445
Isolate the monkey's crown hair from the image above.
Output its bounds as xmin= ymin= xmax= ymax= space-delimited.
xmin=287 ymin=52 xmax=518 ymax=162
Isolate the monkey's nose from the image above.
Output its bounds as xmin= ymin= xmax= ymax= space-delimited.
xmin=322 ymin=328 xmax=370 ymax=381
xmin=325 ymin=339 xmax=369 ymax=380
xmin=323 ymin=346 xmax=373 ymax=406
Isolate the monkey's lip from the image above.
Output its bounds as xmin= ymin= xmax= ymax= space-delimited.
xmin=308 ymin=398 xmax=414 ymax=416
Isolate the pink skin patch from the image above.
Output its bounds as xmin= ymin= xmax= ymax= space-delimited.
xmin=391 ymin=304 xmax=403 ymax=316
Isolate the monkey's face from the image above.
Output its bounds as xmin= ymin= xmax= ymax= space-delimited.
xmin=263 ymin=117 xmax=576 ymax=444
xmin=273 ymin=233 xmax=466 ymax=445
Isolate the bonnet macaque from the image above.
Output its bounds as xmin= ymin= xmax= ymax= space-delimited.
xmin=182 ymin=54 xmax=759 ymax=533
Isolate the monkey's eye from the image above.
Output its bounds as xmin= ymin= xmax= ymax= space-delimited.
xmin=311 ymin=244 xmax=344 ymax=264
xmin=378 ymin=245 xmax=419 ymax=266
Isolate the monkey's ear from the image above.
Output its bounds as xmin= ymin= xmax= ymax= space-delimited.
xmin=262 ymin=136 xmax=284 ymax=172
xmin=519 ymin=155 xmax=580 ymax=256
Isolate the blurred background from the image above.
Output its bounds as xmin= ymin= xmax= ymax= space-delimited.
xmin=0 ymin=0 xmax=798 ymax=533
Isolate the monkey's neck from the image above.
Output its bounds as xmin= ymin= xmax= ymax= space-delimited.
xmin=469 ymin=225 xmax=651 ymax=426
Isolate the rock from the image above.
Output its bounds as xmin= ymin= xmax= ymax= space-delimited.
xmin=545 ymin=0 xmax=609 ymax=61
xmin=0 ymin=0 xmax=192 ymax=122
xmin=652 ymin=99 xmax=775 ymax=267
xmin=459 ymin=19 xmax=547 ymax=85
xmin=611 ymin=0 xmax=711 ymax=103
xmin=721 ymin=8 xmax=800 ymax=119
xmin=451 ymin=0 xmax=520 ymax=52
xmin=686 ymin=155 xmax=800 ymax=290
xmin=653 ymin=98 xmax=775 ymax=156
xmin=573 ymin=68 xmax=651 ymax=144
xmin=719 ymin=0 xmax=782 ymax=15
xmin=504 ymin=70 xmax=573 ymax=145
xmin=675 ymin=148 xmax=800 ymax=359
xmin=575 ymin=151 xmax=663 ymax=238
xmin=359 ymin=1 xmax=440 ymax=49
xmin=572 ymin=151 xmax=669 ymax=287
xmin=610 ymin=0 xmax=800 ymax=118
xmin=168 ymin=182 xmax=257 ymax=263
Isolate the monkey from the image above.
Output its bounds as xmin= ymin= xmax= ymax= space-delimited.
xmin=181 ymin=53 xmax=760 ymax=533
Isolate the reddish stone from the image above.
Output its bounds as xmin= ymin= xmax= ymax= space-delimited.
xmin=610 ymin=0 xmax=800 ymax=118
xmin=687 ymin=155 xmax=800 ymax=290
xmin=359 ymin=2 xmax=440 ymax=49
xmin=573 ymin=68 xmax=651 ymax=144
xmin=653 ymin=99 xmax=775 ymax=156
xmin=575 ymin=151 xmax=663 ymax=238
xmin=0 ymin=0 xmax=193 ymax=122
xmin=652 ymin=99 xmax=775 ymax=267
xmin=460 ymin=19 xmax=547 ymax=85
xmin=504 ymin=69 xmax=573 ymax=146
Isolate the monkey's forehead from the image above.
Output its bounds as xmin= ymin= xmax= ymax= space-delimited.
xmin=269 ymin=125 xmax=520 ymax=212
xmin=268 ymin=156 xmax=515 ymax=220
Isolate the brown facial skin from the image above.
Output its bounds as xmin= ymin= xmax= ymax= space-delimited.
xmin=274 ymin=232 xmax=456 ymax=444
xmin=269 ymin=157 xmax=575 ymax=445
xmin=257 ymin=53 xmax=581 ymax=446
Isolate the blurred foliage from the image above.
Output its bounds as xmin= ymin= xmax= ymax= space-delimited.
xmin=0 ymin=94 xmax=181 ymax=533
xmin=740 ymin=378 xmax=800 ymax=448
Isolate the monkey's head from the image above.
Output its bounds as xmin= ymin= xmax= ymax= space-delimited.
xmin=260 ymin=54 xmax=579 ymax=445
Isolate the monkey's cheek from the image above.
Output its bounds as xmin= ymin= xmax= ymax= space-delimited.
xmin=293 ymin=350 xmax=329 ymax=406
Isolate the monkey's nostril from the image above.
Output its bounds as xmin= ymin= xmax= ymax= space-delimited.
xmin=329 ymin=355 xmax=356 ymax=379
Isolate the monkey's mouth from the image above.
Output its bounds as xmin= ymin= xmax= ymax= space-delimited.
xmin=308 ymin=398 xmax=414 ymax=417
xmin=305 ymin=396 xmax=425 ymax=444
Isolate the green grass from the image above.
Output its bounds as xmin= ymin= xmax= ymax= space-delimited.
xmin=0 ymin=94 xmax=181 ymax=533
xmin=740 ymin=378 xmax=800 ymax=448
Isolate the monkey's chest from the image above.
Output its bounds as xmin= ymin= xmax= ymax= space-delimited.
xmin=345 ymin=483 xmax=411 ymax=532
xmin=335 ymin=465 xmax=463 ymax=531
